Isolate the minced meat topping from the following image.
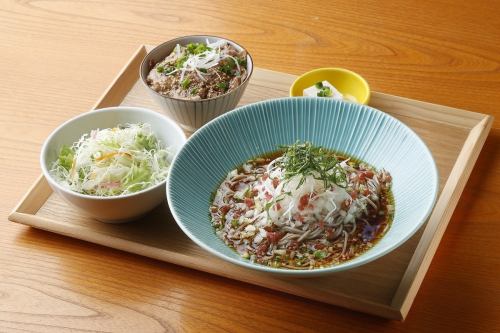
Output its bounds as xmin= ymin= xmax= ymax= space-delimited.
xmin=147 ymin=40 xmax=248 ymax=100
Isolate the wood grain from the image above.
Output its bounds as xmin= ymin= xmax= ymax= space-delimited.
xmin=1 ymin=0 xmax=499 ymax=332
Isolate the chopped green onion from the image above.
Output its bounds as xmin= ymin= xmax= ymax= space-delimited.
xmin=175 ymin=55 xmax=188 ymax=69
xmin=181 ymin=78 xmax=191 ymax=89
xmin=186 ymin=42 xmax=211 ymax=55
xmin=317 ymin=86 xmax=333 ymax=97
xmin=314 ymin=250 xmax=327 ymax=259
xmin=231 ymin=219 xmax=239 ymax=228
xmin=220 ymin=58 xmax=236 ymax=75
xmin=216 ymin=82 xmax=228 ymax=91
xmin=237 ymin=58 xmax=247 ymax=67
xmin=156 ymin=66 xmax=165 ymax=73
xmin=315 ymin=81 xmax=323 ymax=89
xmin=244 ymin=187 xmax=253 ymax=198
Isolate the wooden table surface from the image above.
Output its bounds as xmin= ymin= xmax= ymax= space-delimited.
xmin=1 ymin=1 xmax=499 ymax=332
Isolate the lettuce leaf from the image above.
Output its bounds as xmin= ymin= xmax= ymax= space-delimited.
xmin=58 ymin=145 xmax=74 ymax=171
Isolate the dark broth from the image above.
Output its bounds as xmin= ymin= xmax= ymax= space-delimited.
xmin=210 ymin=147 xmax=394 ymax=269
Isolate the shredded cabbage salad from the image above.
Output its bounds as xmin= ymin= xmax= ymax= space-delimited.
xmin=50 ymin=123 xmax=172 ymax=196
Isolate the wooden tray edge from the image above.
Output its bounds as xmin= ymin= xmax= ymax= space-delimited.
xmin=391 ymin=114 xmax=493 ymax=319
xmin=9 ymin=174 xmax=50 ymax=216
xmin=370 ymin=92 xmax=489 ymax=128
xmin=93 ymin=45 xmax=147 ymax=110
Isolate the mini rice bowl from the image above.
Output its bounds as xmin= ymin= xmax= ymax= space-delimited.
xmin=140 ymin=35 xmax=254 ymax=133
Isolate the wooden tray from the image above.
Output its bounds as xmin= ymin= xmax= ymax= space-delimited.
xmin=9 ymin=45 xmax=493 ymax=320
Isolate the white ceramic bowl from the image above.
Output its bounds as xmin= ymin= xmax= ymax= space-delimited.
xmin=140 ymin=35 xmax=253 ymax=134
xmin=41 ymin=107 xmax=186 ymax=223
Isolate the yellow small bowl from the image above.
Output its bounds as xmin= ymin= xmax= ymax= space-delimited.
xmin=290 ymin=68 xmax=370 ymax=105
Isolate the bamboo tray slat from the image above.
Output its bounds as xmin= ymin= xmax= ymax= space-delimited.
xmin=9 ymin=45 xmax=493 ymax=320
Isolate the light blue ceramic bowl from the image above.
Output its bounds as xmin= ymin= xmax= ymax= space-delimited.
xmin=167 ymin=97 xmax=438 ymax=276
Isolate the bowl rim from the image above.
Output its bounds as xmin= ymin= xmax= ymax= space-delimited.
xmin=289 ymin=67 xmax=371 ymax=105
xmin=139 ymin=35 xmax=254 ymax=103
xmin=41 ymin=106 xmax=187 ymax=201
xmin=167 ymin=97 xmax=439 ymax=276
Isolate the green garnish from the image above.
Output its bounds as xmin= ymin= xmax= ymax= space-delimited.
xmin=198 ymin=68 xmax=208 ymax=73
xmin=181 ymin=78 xmax=191 ymax=89
xmin=263 ymin=192 xmax=289 ymax=213
xmin=317 ymin=86 xmax=333 ymax=97
xmin=237 ymin=58 xmax=247 ymax=67
xmin=136 ymin=132 xmax=157 ymax=151
xmin=244 ymin=187 xmax=253 ymax=198
xmin=216 ymin=82 xmax=228 ymax=91
xmin=348 ymin=161 xmax=358 ymax=168
xmin=231 ymin=219 xmax=239 ymax=228
xmin=220 ymin=58 xmax=236 ymax=75
xmin=191 ymin=88 xmax=199 ymax=95
xmin=78 ymin=168 xmax=85 ymax=181
xmin=175 ymin=55 xmax=188 ymax=69
xmin=315 ymin=81 xmax=323 ymax=89
xmin=58 ymin=145 xmax=74 ymax=171
xmin=275 ymin=141 xmax=348 ymax=188
xmin=314 ymin=250 xmax=327 ymax=259
xmin=156 ymin=66 xmax=165 ymax=73
xmin=186 ymin=42 xmax=211 ymax=55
